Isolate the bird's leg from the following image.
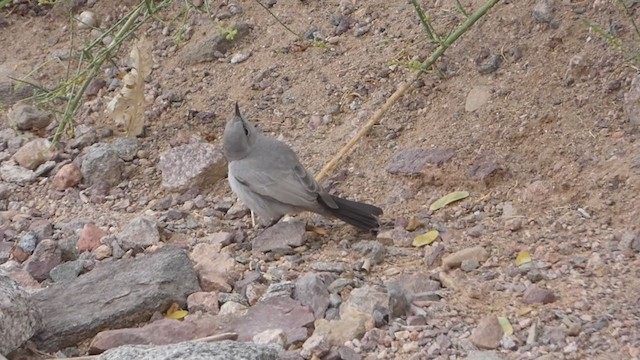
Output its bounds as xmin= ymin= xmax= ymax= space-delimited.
xmin=251 ymin=210 xmax=256 ymax=227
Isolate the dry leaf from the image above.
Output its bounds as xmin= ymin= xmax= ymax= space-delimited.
xmin=309 ymin=226 xmax=328 ymax=235
xmin=429 ymin=191 xmax=470 ymax=211
xmin=106 ymin=37 xmax=152 ymax=137
xmin=498 ymin=316 xmax=513 ymax=335
xmin=515 ymin=251 xmax=532 ymax=267
xmin=165 ymin=302 xmax=188 ymax=320
xmin=413 ymin=230 xmax=439 ymax=247
xmin=517 ymin=306 xmax=533 ymax=316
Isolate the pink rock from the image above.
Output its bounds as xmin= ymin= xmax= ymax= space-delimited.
xmin=230 ymin=296 xmax=315 ymax=346
xmin=522 ymin=285 xmax=557 ymax=304
xmin=8 ymin=268 xmax=41 ymax=289
xmin=187 ymin=292 xmax=219 ymax=315
xmin=470 ymin=315 xmax=502 ymax=349
xmin=77 ymin=223 xmax=106 ymax=252
xmin=89 ymin=315 xmax=229 ymax=354
xmin=52 ymin=163 xmax=82 ymax=190
xmin=23 ymin=239 xmax=62 ymax=281
xmin=190 ymin=243 xmax=235 ymax=292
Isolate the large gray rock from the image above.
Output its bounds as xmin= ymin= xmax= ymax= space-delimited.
xmin=31 ymin=247 xmax=201 ymax=351
xmin=294 ymin=273 xmax=331 ymax=319
xmin=97 ymin=341 xmax=281 ymax=360
xmin=81 ymin=143 xmax=125 ymax=186
xmin=116 ymin=217 xmax=160 ymax=251
xmin=0 ymin=163 xmax=36 ymax=184
xmin=157 ymin=142 xmax=227 ymax=192
xmin=7 ymin=103 xmax=51 ymax=131
xmin=0 ymin=270 xmax=42 ymax=356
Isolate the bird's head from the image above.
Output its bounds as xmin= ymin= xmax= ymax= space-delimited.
xmin=223 ymin=103 xmax=258 ymax=161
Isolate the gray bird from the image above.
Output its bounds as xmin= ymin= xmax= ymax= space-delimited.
xmin=223 ymin=103 xmax=383 ymax=231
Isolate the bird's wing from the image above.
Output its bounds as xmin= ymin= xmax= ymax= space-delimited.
xmin=230 ymin=159 xmax=337 ymax=210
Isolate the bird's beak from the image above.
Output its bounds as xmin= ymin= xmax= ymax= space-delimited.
xmin=235 ymin=102 xmax=242 ymax=118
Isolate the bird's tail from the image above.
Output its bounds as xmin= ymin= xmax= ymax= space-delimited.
xmin=319 ymin=195 xmax=383 ymax=231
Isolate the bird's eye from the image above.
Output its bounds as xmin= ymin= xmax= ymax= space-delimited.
xmin=242 ymin=124 xmax=249 ymax=136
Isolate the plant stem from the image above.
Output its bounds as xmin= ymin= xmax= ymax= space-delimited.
xmin=253 ymin=0 xmax=302 ymax=40
xmin=52 ymin=0 xmax=170 ymax=143
xmin=417 ymin=0 xmax=500 ymax=75
xmin=315 ymin=0 xmax=501 ymax=182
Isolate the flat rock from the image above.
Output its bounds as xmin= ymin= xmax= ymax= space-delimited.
xmin=467 ymin=152 xmax=503 ymax=182
xmin=116 ymin=217 xmax=160 ymax=251
xmin=0 ymin=163 xmax=36 ymax=184
xmin=31 ymin=247 xmax=200 ymax=351
xmin=465 ymin=85 xmax=491 ymax=112
xmin=181 ymin=22 xmax=252 ymax=64
xmin=376 ymin=228 xmax=413 ymax=247
xmin=157 ymin=142 xmax=227 ymax=192
xmin=313 ymin=310 xmax=370 ymax=346
xmin=12 ymin=138 xmax=57 ymax=170
xmin=23 ymin=239 xmax=62 ymax=281
xmin=230 ymin=296 xmax=314 ymax=346
xmin=352 ymin=240 xmax=386 ymax=264
xmin=522 ymin=285 xmax=557 ymax=304
xmin=294 ymin=273 xmax=331 ymax=319
xmin=81 ymin=143 xmax=125 ymax=186
xmin=301 ymin=333 xmax=331 ymax=358
xmin=97 ymin=341 xmax=281 ymax=360
xmin=90 ymin=315 xmax=230 ymax=353
xmin=0 ymin=271 xmax=42 ymax=356
xmin=253 ymin=329 xmax=287 ymax=347
xmin=390 ymin=272 xmax=441 ymax=299
xmin=386 ymin=148 xmax=455 ymax=175
xmin=187 ymin=291 xmax=219 ymax=315
xmin=190 ymin=243 xmax=235 ymax=292
xmin=252 ymin=221 xmax=306 ymax=254
xmin=7 ymin=103 xmax=52 ymax=130
xmin=470 ymin=316 xmax=503 ymax=349
xmin=340 ymin=285 xmax=389 ymax=317
xmin=443 ymin=246 xmax=489 ymax=269
xmin=624 ymin=75 xmax=640 ymax=126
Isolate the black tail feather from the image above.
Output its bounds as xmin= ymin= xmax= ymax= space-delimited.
xmin=319 ymin=195 xmax=383 ymax=231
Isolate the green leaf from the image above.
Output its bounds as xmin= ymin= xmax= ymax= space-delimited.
xmin=429 ymin=191 xmax=470 ymax=211
xmin=515 ymin=251 xmax=532 ymax=267
xmin=498 ymin=316 xmax=513 ymax=335
xmin=413 ymin=230 xmax=440 ymax=247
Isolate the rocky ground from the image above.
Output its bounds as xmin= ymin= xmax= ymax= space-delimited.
xmin=1 ymin=0 xmax=640 ymax=359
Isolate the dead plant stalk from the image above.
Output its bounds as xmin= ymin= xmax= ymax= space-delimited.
xmin=315 ymin=0 xmax=502 ymax=182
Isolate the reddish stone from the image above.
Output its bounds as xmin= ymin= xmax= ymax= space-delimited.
xmin=77 ymin=223 xmax=106 ymax=252
xmin=12 ymin=246 xmax=30 ymax=263
xmin=23 ymin=239 xmax=62 ymax=281
xmin=52 ymin=163 xmax=82 ymax=190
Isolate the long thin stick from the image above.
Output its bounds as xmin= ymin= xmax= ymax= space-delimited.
xmin=315 ymin=0 xmax=501 ymax=182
